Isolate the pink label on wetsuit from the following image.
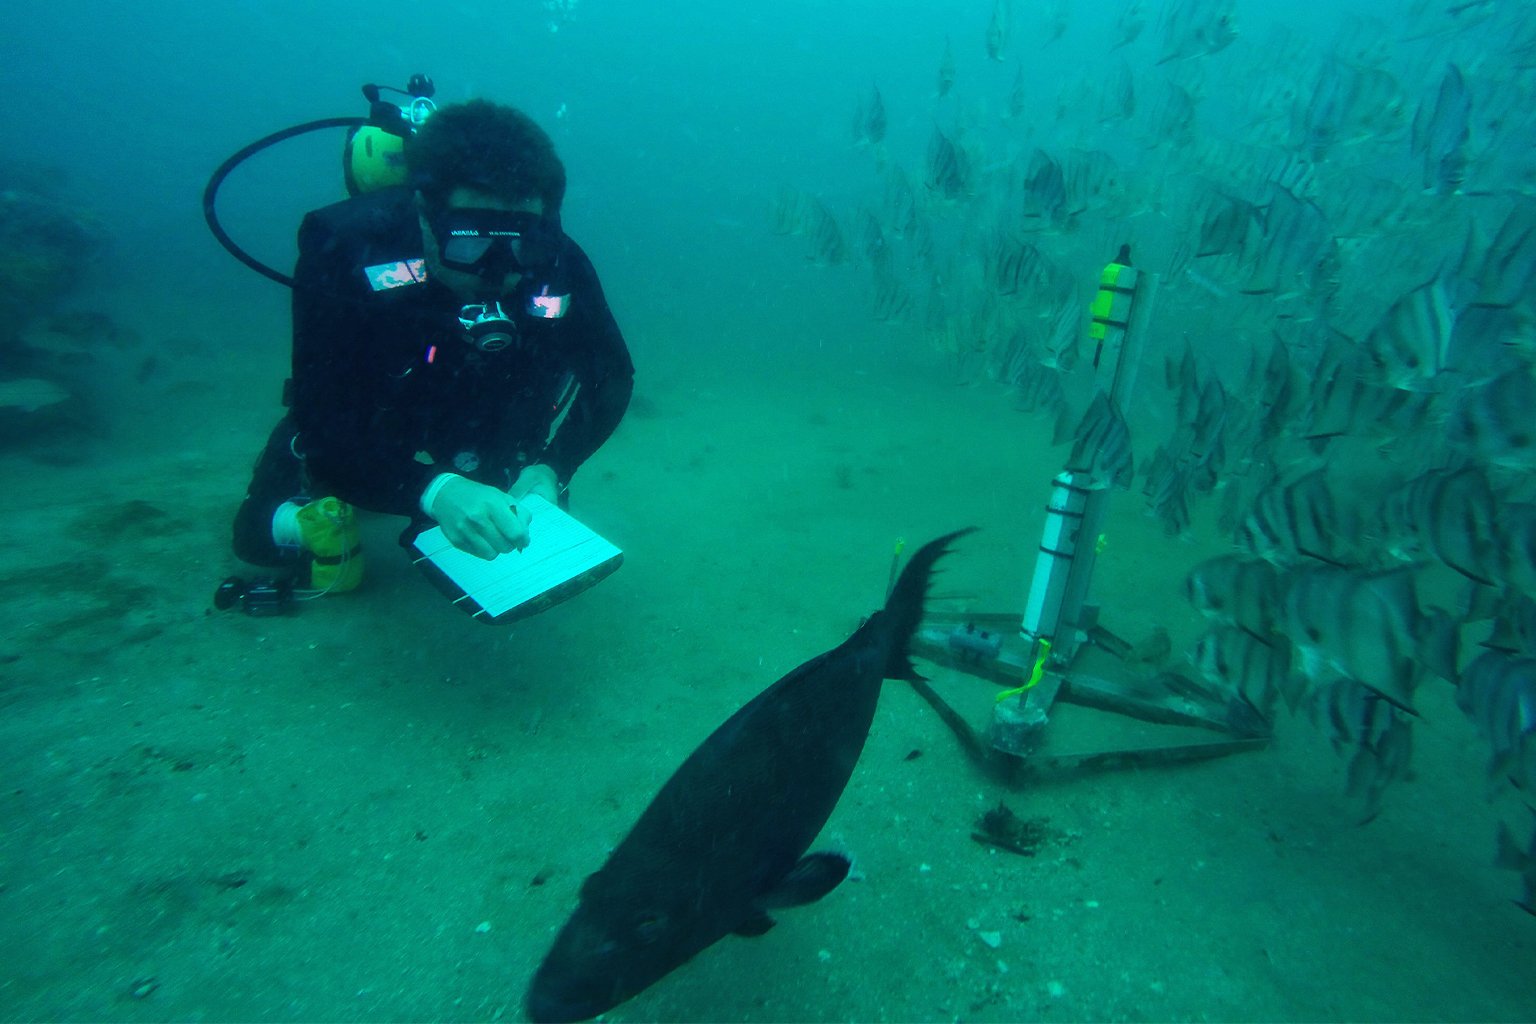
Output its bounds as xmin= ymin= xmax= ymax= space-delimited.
xmin=527 ymin=285 xmax=570 ymax=318
xmin=363 ymin=259 xmax=427 ymax=291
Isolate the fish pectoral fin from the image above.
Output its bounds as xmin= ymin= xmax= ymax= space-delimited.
xmin=759 ymin=851 xmax=853 ymax=909
xmin=732 ymin=911 xmax=776 ymax=938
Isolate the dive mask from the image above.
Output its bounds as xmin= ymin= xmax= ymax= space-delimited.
xmin=430 ymin=207 xmax=562 ymax=279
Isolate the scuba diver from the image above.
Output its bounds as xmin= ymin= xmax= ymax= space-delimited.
xmin=223 ymin=93 xmax=634 ymax=595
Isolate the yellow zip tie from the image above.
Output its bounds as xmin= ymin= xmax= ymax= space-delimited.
xmin=996 ymin=638 xmax=1052 ymax=702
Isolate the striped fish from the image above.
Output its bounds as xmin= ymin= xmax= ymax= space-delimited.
xmin=1011 ymin=361 xmax=1068 ymax=417
xmin=1302 ymin=338 xmax=1435 ymax=446
xmin=1095 ymin=63 xmax=1136 ymax=124
xmin=769 ymin=188 xmax=809 ymax=236
xmin=803 ymin=197 xmax=847 ymax=266
xmin=985 ymin=0 xmax=1009 ymax=60
xmin=1445 ymin=366 xmax=1536 ymax=471
xmin=881 ymin=165 xmax=917 ymax=239
xmin=853 ymin=84 xmax=886 ymax=146
xmin=936 ymin=36 xmax=956 ymax=97
xmin=1497 ymin=503 xmax=1536 ymax=598
xmin=1157 ymin=0 xmax=1237 ymax=64
xmin=1196 ymin=191 xmax=1258 ymax=259
xmin=1059 ymin=391 xmax=1133 ymax=490
xmin=1243 ymin=184 xmax=1334 ymax=298
xmin=1184 ymin=554 xmax=1281 ymax=639
xmin=1142 ymin=79 xmax=1197 ymax=147
xmin=1019 ymin=149 xmax=1068 ymax=226
xmin=1457 ymin=651 xmax=1536 ymax=794
xmin=1305 ymin=676 xmax=1415 ymax=823
xmin=1063 ymin=149 xmax=1125 ymax=214
xmin=1190 ymin=624 xmax=1296 ymax=717
xmin=1495 ymin=819 xmax=1536 ymax=916
xmin=856 ymin=208 xmax=888 ymax=268
xmin=1475 ymin=198 xmax=1536 ymax=307
xmin=1039 ymin=297 xmax=1081 ymax=371
xmin=1483 ymin=590 xmax=1536 ymax=659
xmin=1277 ymin=566 xmax=1458 ymax=713
xmin=1363 ymin=273 xmax=1462 ymax=392
xmin=1112 ymin=0 xmax=1147 ymax=49
xmin=1235 ymin=467 xmax=1355 ymax=568
xmin=1143 ymin=444 xmax=1193 ymax=538
xmin=871 ymin=269 xmax=913 ymax=324
xmin=1376 ymin=466 xmax=1500 ymax=585
xmin=925 ymin=125 xmax=969 ymax=200
xmin=1232 ymin=338 xmax=1302 ymax=459
xmin=990 ymin=236 xmax=1047 ymax=296
xmin=1410 ymin=63 xmax=1471 ymax=195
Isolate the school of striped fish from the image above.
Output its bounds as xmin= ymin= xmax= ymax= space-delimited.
xmin=773 ymin=0 xmax=1536 ymax=916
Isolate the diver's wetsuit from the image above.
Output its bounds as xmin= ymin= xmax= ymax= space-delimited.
xmin=232 ymin=186 xmax=634 ymax=566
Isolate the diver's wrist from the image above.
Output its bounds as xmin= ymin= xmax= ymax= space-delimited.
xmin=420 ymin=472 xmax=461 ymax=518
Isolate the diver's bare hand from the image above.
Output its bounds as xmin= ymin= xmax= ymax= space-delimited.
xmin=510 ymin=463 xmax=560 ymax=505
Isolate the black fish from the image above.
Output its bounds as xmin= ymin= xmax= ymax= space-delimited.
xmin=525 ymin=530 xmax=974 ymax=1023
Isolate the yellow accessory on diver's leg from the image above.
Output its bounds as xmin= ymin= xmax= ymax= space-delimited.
xmin=296 ymin=497 xmax=365 ymax=593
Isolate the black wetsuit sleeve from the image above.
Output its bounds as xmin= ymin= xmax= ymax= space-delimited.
xmin=540 ymin=245 xmax=635 ymax=486
xmin=288 ymin=211 xmax=438 ymax=516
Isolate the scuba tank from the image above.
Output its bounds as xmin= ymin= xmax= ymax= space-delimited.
xmin=203 ymin=76 xmax=436 ymax=609
xmin=343 ymin=79 xmax=438 ymax=196
xmin=202 ymin=74 xmax=436 ymax=287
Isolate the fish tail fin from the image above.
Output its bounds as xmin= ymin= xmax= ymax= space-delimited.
xmin=880 ymin=528 xmax=976 ymax=681
xmin=1417 ymin=608 xmax=1461 ymax=682
xmin=1495 ymin=822 xmax=1527 ymax=872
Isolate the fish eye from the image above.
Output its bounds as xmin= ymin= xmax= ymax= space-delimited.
xmin=633 ymin=914 xmax=669 ymax=943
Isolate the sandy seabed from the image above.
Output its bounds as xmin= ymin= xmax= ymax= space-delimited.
xmin=1 ymin=288 xmax=1533 ymax=1024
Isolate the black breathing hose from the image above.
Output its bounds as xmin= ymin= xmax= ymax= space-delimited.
xmin=202 ymin=116 xmax=365 ymax=288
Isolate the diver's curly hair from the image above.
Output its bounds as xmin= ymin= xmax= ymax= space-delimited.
xmin=406 ymin=99 xmax=566 ymax=215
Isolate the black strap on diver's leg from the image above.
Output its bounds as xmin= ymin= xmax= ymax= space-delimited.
xmin=231 ymin=417 xmax=308 ymax=566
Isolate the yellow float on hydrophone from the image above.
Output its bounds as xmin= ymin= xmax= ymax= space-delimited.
xmin=1088 ymin=259 xmax=1130 ymax=342
xmin=1087 ymin=245 xmax=1135 ymax=366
